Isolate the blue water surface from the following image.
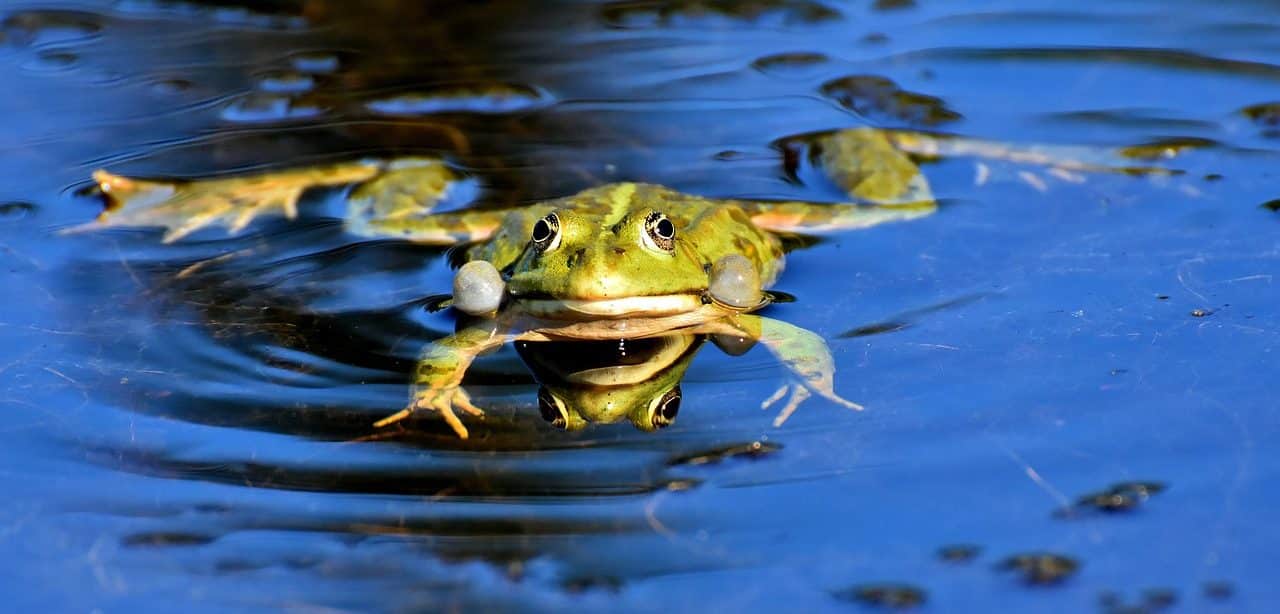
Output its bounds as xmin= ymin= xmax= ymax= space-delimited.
xmin=0 ymin=1 xmax=1277 ymax=611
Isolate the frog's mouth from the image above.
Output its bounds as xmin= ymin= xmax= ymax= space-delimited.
xmin=513 ymin=293 xmax=703 ymax=319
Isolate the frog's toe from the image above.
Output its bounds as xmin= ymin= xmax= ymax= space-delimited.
xmin=762 ymin=383 xmax=811 ymax=427
xmin=826 ymin=393 xmax=865 ymax=412
xmin=376 ymin=388 xmax=481 ymax=439
xmin=429 ymin=396 xmax=470 ymax=440
xmin=762 ymin=381 xmax=864 ymax=427
xmin=453 ymin=388 xmax=486 ymax=417
xmin=372 ymin=407 xmax=413 ymax=429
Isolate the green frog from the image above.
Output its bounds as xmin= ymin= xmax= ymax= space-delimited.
xmin=82 ymin=127 xmax=1158 ymax=438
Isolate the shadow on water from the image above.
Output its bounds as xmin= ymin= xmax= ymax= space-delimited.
xmin=1 ymin=0 xmax=1279 ymax=611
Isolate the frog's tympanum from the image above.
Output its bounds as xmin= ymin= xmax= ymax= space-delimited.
xmin=84 ymin=127 xmax=1140 ymax=438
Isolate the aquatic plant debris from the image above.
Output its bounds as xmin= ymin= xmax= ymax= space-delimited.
xmin=832 ymin=583 xmax=927 ymax=609
xmin=1056 ymin=481 xmax=1167 ymax=517
xmin=996 ymin=553 xmax=1080 ymax=585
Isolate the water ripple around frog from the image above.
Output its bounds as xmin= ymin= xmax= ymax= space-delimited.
xmin=4 ymin=0 xmax=1280 ymax=611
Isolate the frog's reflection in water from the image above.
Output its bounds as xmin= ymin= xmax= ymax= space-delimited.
xmin=516 ymin=333 xmax=753 ymax=433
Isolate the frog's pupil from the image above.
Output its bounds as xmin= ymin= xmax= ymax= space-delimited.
xmin=532 ymin=219 xmax=551 ymax=242
xmin=655 ymin=218 xmax=675 ymax=239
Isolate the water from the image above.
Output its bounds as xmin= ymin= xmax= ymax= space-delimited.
xmin=1 ymin=1 xmax=1278 ymax=611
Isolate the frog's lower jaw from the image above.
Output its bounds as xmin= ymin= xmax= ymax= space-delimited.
xmin=514 ymin=294 xmax=703 ymax=319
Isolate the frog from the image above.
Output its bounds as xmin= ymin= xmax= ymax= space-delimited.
xmin=515 ymin=334 xmax=707 ymax=433
xmin=79 ymin=126 xmax=1164 ymax=438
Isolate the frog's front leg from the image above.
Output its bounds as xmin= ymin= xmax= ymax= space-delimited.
xmin=373 ymin=322 xmax=509 ymax=439
xmin=699 ymin=314 xmax=862 ymax=427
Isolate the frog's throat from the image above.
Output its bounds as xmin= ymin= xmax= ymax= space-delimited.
xmin=514 ymin=294 xmax=703 ymax=319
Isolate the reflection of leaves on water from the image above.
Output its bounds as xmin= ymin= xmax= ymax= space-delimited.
xmin=1098 ymin=588 xmax=1179 ymax=614
xmin=667 ymin=440 xmax=780 ymax=466
xmin=831 ymin=583 xmax=927 ymax=609
xmin=1055 ymin=481 xmax=1167 ymax=518
xmin=937 ymin=544 xmax=981 ymax=564
xmin=601 ymin=0 xmax=841 ymax=29
xmin=839 ymin=293 xmax=994 ymax=338
xmin=121 ymin=531 xmax=217 ymax=548
xmin=85 ymin=442 xmax=690 ymax=498
xmin=820 ymin=75 xmax=962 ymax=127
xmin=996 ymin=552 xmax=1080 ymax=586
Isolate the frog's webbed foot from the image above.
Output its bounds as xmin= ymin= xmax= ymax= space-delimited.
xmin=79 ymin=162 xmax=386 ymax=242
xmin=374 ymin=386 xmax=485 ymax=439
xmin=762 ymin=379 xmax=863 ymax=427
xmin=698 ymin=314 xmax=864 ymax=427
xmin=379 ymin=323 xmax=506 ymax=439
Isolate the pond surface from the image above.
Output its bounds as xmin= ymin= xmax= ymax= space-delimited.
xmin=2 ymin=1 xmax=1278 ymax=611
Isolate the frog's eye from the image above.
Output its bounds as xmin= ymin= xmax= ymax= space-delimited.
xmin=650 ymin=386 xmax=682 ymax=429
xmin=537 ymin=386 xmax=568 ymax=429
xmin=642 ymin=211 xmax=676 ymax=252
xmin=531 ymin=213 xmax=562 ymax=252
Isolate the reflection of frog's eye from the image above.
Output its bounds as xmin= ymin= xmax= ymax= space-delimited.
xmin=537 ymin=386 xmax=567 ymax=429
xmin=643 ymin=211 xmax=676 ymax=252
xmin=650 ymin=386 xmax=682 ymax=429
xmin=531 ymin=213 xmax=561 ymax=252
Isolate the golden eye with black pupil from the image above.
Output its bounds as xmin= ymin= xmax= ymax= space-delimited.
xmin=537 ymin=386 xmax=567 ymax=429
xmin=643 ymin=211 xmax=676 ymax=252
xmin=651 ymin=386 xmax=682 ymax=429
xmin=531 ymin=213 xmax=560 ymax=252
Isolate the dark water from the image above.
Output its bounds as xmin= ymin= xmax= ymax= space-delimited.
xmin=2 ymin=1 xmax=1278 ymax=611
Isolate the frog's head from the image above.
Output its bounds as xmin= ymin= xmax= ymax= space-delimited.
xmin=515 ymin=336 xmax=701 ymax=432
xmin=505 ymin=193 xmax=710 ymax=319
